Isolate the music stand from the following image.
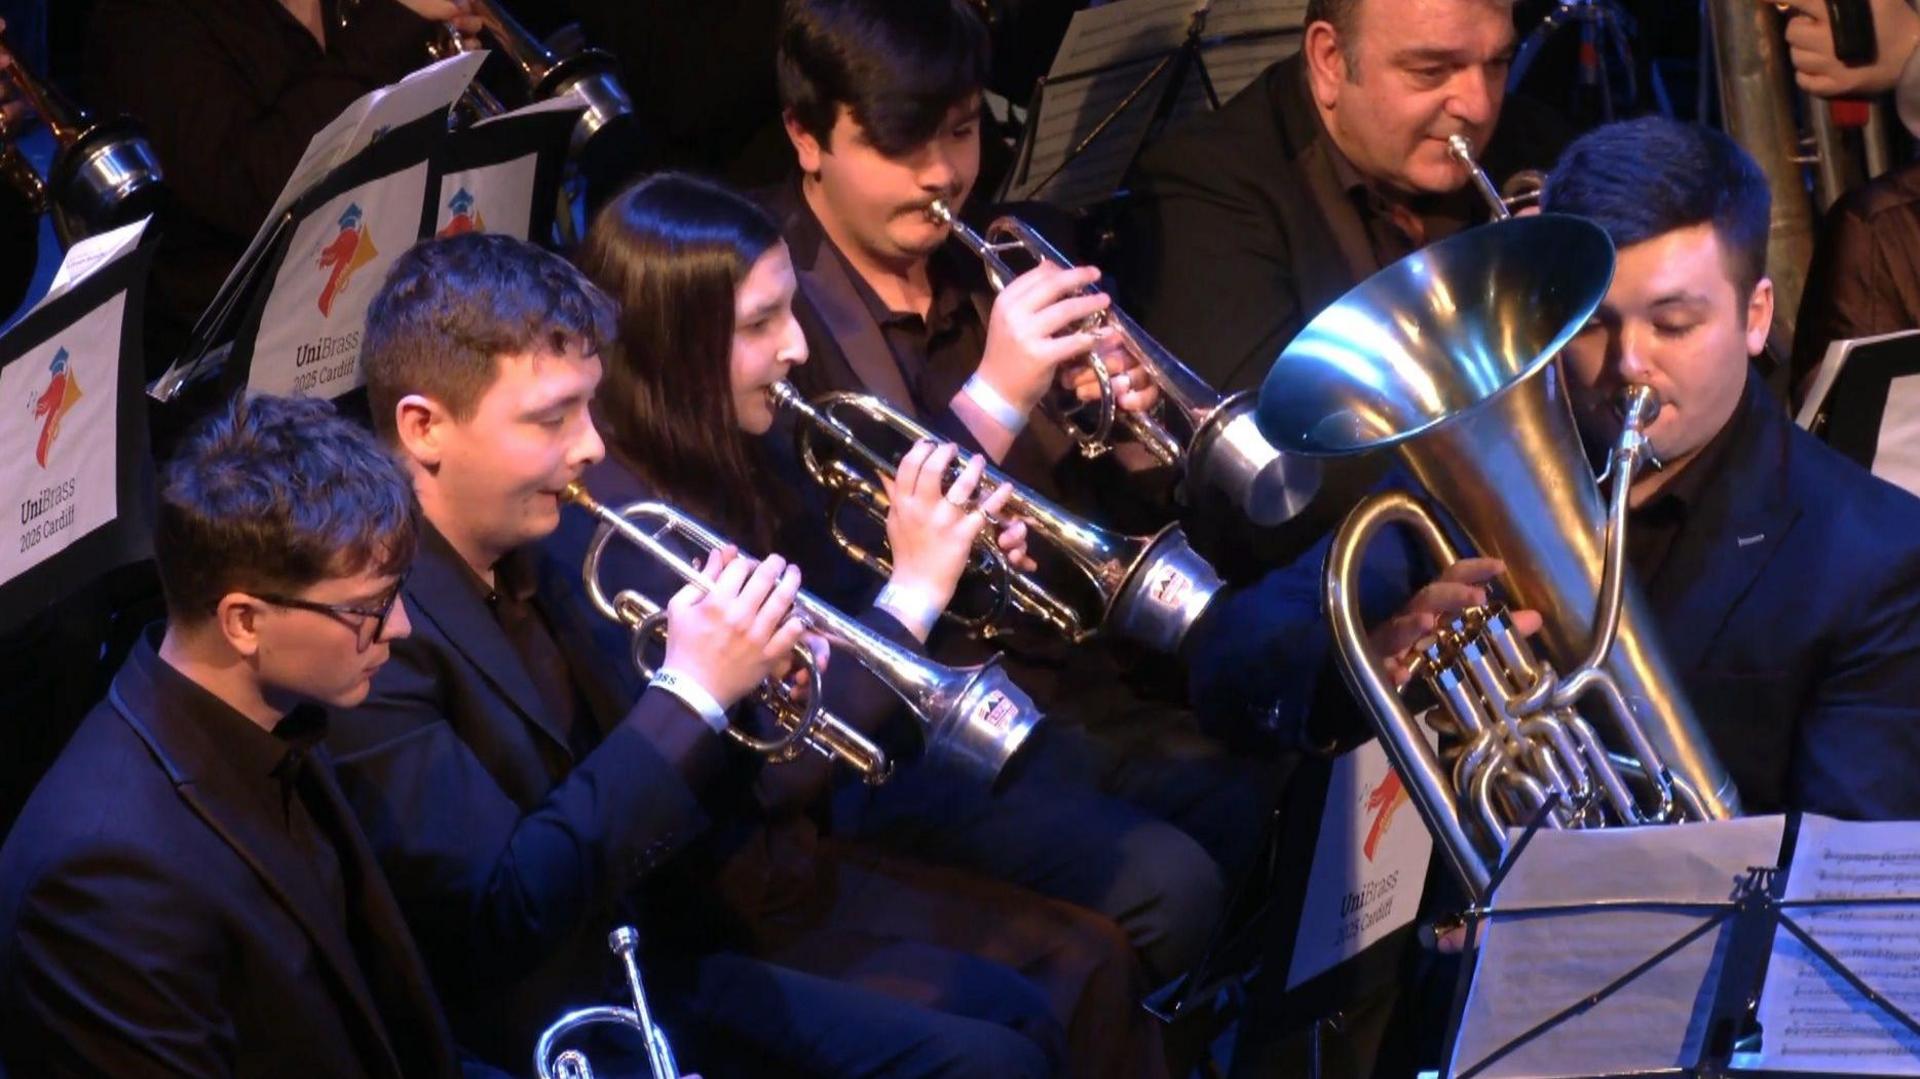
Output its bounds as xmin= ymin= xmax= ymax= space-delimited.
xmin=999 ymin=0 xmax=1303 ymax=208
xmin=1796 ymin=329 xmax=1920 ymax=499
xmin=1436 ymin=813 xmax=1920 ymax=1079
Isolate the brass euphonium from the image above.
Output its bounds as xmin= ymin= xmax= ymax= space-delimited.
xmin=770 ymin=382 xmax=1225 ymax=655
xmin=1256 ymin=215 xmax=1742 ymax=903
xmin=562 ymin=483 xmax=1041 ymax=784
xmin=534 ymin=927 xmax=679 ymax=1079
xmin=0 ymin=31 xmax=164 ymax=246
xmin=925 ymin=199 xmax=1320 ymax=528
xmin=426 ymin=0 xmax=632 ymax=156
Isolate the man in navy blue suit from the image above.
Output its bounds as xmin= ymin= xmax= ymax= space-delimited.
xmin=1535 ymin=116 xmax=1920 ymax=819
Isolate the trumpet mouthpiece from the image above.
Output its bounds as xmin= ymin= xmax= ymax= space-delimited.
xmin=1446 ymin=134 xmax=1476 ymax=166
xmin=926 ymin=199 xmax=955 ymax=225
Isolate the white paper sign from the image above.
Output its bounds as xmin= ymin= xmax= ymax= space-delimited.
xmin=247 ymin=162 xmax=431 ymax=400
xmin=433 ymin=153 xmax=539 ymax=242
xmin=1286 ymin=737 xmax=1434 ymax=989
xmin=1 ymin=292 xmax=125 ymax=587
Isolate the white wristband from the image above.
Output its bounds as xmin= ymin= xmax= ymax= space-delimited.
xmin=961 ymin=373 xmax=1028 ymax=435
xmin=649 ymin=667 xmax=730 ymax=735
xmin=874 ymin=581 xmax=943 ymax=641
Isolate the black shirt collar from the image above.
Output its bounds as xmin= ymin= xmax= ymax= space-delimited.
xmin=1633 ymin=376 xmax=1755 ymax=518
xmin=134 ymin=629 xmax=331 ymax=820
xmin=782 ymin=173 xmax=983 ymax=331
xmin=420 ymin=514 xmax=538 ymax=609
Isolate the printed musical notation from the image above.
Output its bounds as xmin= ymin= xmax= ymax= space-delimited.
xmin=1749 ymin=817 xmax=1920 ymax=1075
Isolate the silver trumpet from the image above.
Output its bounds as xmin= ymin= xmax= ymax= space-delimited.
xmin=425 ymin=0 xmax=632 ymax=156
xmin=534 ymin=927 xmax=678 ymax=1079
xmin=926 ymin=199 xmax=1319 ymax=527
xmin=563 ymin=483 xmax=1040 ymax=784
xmin=1257 ymin=214 xmax=1742 ymax=903
xmin=0 ymin=29 xmax=165 ymax=246
xmin=1446 ymin=135 xmax=1546 ymax=221
xmin=771 ymin=383 xmax=1225 ymax=655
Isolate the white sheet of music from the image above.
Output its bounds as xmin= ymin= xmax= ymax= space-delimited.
xmin=1873 ymin=375 xmax=1920 ymax=499
xmin=1742 ymin=816 xmax=1920 ymax=1075
xmin=1447 ymin=816 xmax=1786 ymax=1079
xmin=32 ymin=217 xmax=149 ymax=314
xmin=1003 ymin=0 xmax=1304 ymax=208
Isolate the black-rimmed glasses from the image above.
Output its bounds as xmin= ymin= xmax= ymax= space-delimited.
xmin=249 ymin=572 xmax=409 ymax=647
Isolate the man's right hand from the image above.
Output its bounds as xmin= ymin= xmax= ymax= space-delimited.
xmin=661 ymin=547 xmax=807 ymax=710
xmin=1367 ymin=558 xmax=1544 ymax=687
xmin=975 ymin=262 xmax=1114 ymax=416
xmin=1772 ymin=0 xmax=1920 ymax=98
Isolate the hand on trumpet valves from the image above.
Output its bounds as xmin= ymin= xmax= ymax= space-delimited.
xmin=977 ymin=261 xmax=1115 ymax=416
xmin=881 ymin=440 xmax=1030 ymax=616
xmin=1770 ymin=0 xmax=1920 ymax=99
xmin=1057 ymin=335 xmax=1163 ymax=414
xmin=662 ymin=546 xmax=808 ymax=710
xmin=395 ymin=0 xmax=484 ymax=36
xmin=1367 ymin=558 xmax=1544 ymax=688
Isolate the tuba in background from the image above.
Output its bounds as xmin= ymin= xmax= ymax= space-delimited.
xmin=1257 ymin=215 xmax=1743 ymax=902
xmin=0 ymin=30 xmax=165 ymax=247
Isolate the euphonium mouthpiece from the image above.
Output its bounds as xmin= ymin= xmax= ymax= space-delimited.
xmin=560 ymin=481 xmax=598 ymax=511
xmin=1618 ymin=384 xmax=1661 ymax=429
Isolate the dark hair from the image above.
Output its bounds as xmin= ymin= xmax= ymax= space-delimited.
xmin=575 ymin=173 xmax=784 ymax=545
xmin=777 ymin=0 xmax=991 ymax=157
xmin=362 ymin=232 xmax=616 ymax=441
xmin=155 ymin=394 xmax=416 ymax=623
xmin=1542 ymin=117 xmax=1771 ymax=300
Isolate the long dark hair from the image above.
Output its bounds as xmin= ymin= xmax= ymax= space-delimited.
xmin=575 ymin=173 xmax=785 ymax=545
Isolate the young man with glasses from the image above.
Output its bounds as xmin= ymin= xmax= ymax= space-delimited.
xmin=0 ymin=394 xmax=496 ymax=1077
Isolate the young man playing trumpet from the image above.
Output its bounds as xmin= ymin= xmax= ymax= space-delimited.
xmin=331 ymin=230 xmax=1159 ymax=1078
xmin=0 ymin=394 xmax=491 ymax=1077
xmin=764 ymin=0 xmax=1287 ymax=989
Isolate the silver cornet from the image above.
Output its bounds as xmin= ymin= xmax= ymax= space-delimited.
xmin=563 ymin=483 xmax=1041 ymax=784
xmin=770 ymin=383 xmax=1225 ymax=655
xmin=424 ymin=0 xmax=632 ymax=156
xmin=534 ymin=927 xmax=678 ymax=1079
xmin=0 ymin=29 xmax=164 ymax=246
xmin=926 ymin=199 xmax=1319 ymax=527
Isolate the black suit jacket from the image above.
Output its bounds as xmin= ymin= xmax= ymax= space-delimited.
xmin=1116 ymin=53 xmax=1570 ymax=396
xmin=1186 ymin=376 xmax=1920 ymax=818
xmin=0 ymin=635 xmax=471 ymax=1079
xmin=326 ymin=524 xmax=729 ymax=1067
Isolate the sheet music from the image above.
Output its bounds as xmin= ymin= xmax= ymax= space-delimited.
xmin=1873 ymin=376 xmax=1920 ymax=499
xmin=1449 ymin=816 xmax=1787 ymax=1079
xmin=214 ymin=52 xmax=486 ymax=312
xmin=1744 ymin=816 xmax=1920 ymax=1075
xmin=1795 ymin=328 xmax=1920 ymax=430
xmin=1005 ymin=0 xmax=1303 ymax=208
xmin=31 ymin=217 xmax=150 ymax=315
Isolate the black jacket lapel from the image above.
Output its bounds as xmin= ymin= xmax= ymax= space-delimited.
xmin=106 ymin=659 xmax=408 ymax=1079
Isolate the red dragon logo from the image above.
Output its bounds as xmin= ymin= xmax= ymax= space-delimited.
xmin=316 ymin=202 xmax=378 ymax=317
xmin=28 ymin=347 xmax=81 ymax=469
xmin=1363 ymin=767 xmax=1410 ymax=862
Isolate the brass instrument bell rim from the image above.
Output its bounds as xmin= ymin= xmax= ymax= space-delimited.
xmin=1254 ymin=213 xmax=1615 ymax=460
